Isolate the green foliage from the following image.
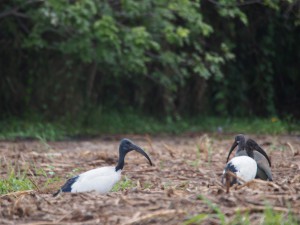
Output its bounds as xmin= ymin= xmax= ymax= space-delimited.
xmin=184 ymin=195 xmax=226 ymax=225
xmin=184 ymin=195 xmax=299 ymax=225
xmin=0 ymin=117 xmax=65 ymax=141
xmin=111 ymin=176 xmax=136 ymax=192
xmin=0 ymin=167 xmax=33 ymax=195
xmin=188 ymin=145 xmax=201 ymax=167
xmin=0 ymin=0 xmax=229 ymax=117
xmin=183 ymin=213 xmax=209 ymax=224
xmin=217 ymin=2 xmax=249 ymax=25
xmin=34 ymin=166 xmax=61 ymax=189
xmin=263 ymin=206 xmax=298 ymax=225
xmin=208 ymin=0 xmax=300 ymax=118
xmin=230 ymin=210 xmax=250 ymax=225
xmin=0 ymin=156 xmax=63 ymax=195
xmin=0 ymin=175 xmax=33 ymax=195
xmin=0 ymin=0 xmax=299 ymax=119
xmin=0 ymin=110 xmax=298 ymax=141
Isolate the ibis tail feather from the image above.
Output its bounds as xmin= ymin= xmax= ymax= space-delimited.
xmin=53 ymin=175 xmax=79 ymax=197
xmin=53 ymin=189 xmax=61 ymax=197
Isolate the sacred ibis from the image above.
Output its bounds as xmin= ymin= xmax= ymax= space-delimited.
xmin=53 ymin=138 xmax=153 ymax=196
xmin=222 ymin=136 xmax=270 ymax=187
xmin=222 ymin=155 xmax=257 ymax=187
xmin=226 ymin=134 xmax=273 ymax=181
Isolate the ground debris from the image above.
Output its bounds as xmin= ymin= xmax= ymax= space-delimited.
xmin=1 ymin=135 xmax=300 ymax=224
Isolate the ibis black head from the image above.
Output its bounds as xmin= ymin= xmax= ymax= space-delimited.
xmin=246 ymin=139 xmax=272 ymax=167
xmin=115 ymin=138 xmax=153 ymax=171
xmin=226 ymin=134 xmax=246 ymax=163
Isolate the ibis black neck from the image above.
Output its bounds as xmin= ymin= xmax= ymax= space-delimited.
xmin=237 ymin=139 xmax=246 ymax=152
xmin=115 ymin=151 xmax=126 ymax=171
xmin=226 ymin=135 xmax=246 ymax=162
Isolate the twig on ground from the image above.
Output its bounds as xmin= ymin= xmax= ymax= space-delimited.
xmin=0 ymin=190 xmax=34 ymax=198
xmin=163 ymin=143 xmax=176 ymax=158
xmin=287 ymin=142 xmax=296 ymax=156
xmin=121 ymin=209 xmax=186 ymax=225
xmin=235 ymin=205 xmax=299 ymax=214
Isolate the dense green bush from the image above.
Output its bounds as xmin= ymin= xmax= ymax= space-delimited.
xmin=0 ymin=0 xmax=299 ymax=120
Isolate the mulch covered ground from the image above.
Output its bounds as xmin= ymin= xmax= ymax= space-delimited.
xmin=1 ymin=134 xmax=300 ymax=224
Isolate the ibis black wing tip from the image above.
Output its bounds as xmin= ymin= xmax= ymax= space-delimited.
xmin=52 ymin=189 xmax=61 ymax=197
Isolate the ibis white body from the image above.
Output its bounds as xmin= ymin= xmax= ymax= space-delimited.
xmin=53 ymin=138 xmax=153 ymax=196
xmin=223 ymin=156 xmax=257 ymax=184
xmin=70 ymin=167 xmax=122 ymax=194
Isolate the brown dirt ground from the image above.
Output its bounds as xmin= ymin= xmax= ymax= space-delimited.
xmin=1 ymin=134 xmax=300 ymax=225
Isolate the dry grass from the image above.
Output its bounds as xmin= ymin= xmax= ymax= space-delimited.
xmin=0 ymin=134 xmax=300 ymax=224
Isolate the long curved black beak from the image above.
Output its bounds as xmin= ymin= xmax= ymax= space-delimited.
xmin=226 ymin=141 xmax=238 ymax=163
xmin=247 ymin=139 xmax=271 ymax=167
xmin=131 ymin=144 xmax=153 ymax=166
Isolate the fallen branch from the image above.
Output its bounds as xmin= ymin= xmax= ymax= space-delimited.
xmin=0 ymin=190 xmax=34 ymax=198
xmin=291 ymin=174 xmax=300 ymax=183
xmin=286 ymin=142 xmax=296 ymax=156
xmin=235 ymin=205 xmax=299 ymax=214
xmin=163 ymin=143 xmax=176 ymax=158
xmin=121 ymin=209 xmax=186 ymax=225
xmin=236 ymin=179 xmax=281 ymax=190
xmin=28 ymin=176 xmax=41 ymax=192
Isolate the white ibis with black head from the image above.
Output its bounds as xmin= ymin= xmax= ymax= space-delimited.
xmin=226 ymin=134 xmax=273 ymax=181
xmin=222 ymin=136 xmax=271 ymax=190
xmin=53 ymin=139 xmax=153 ymax=196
